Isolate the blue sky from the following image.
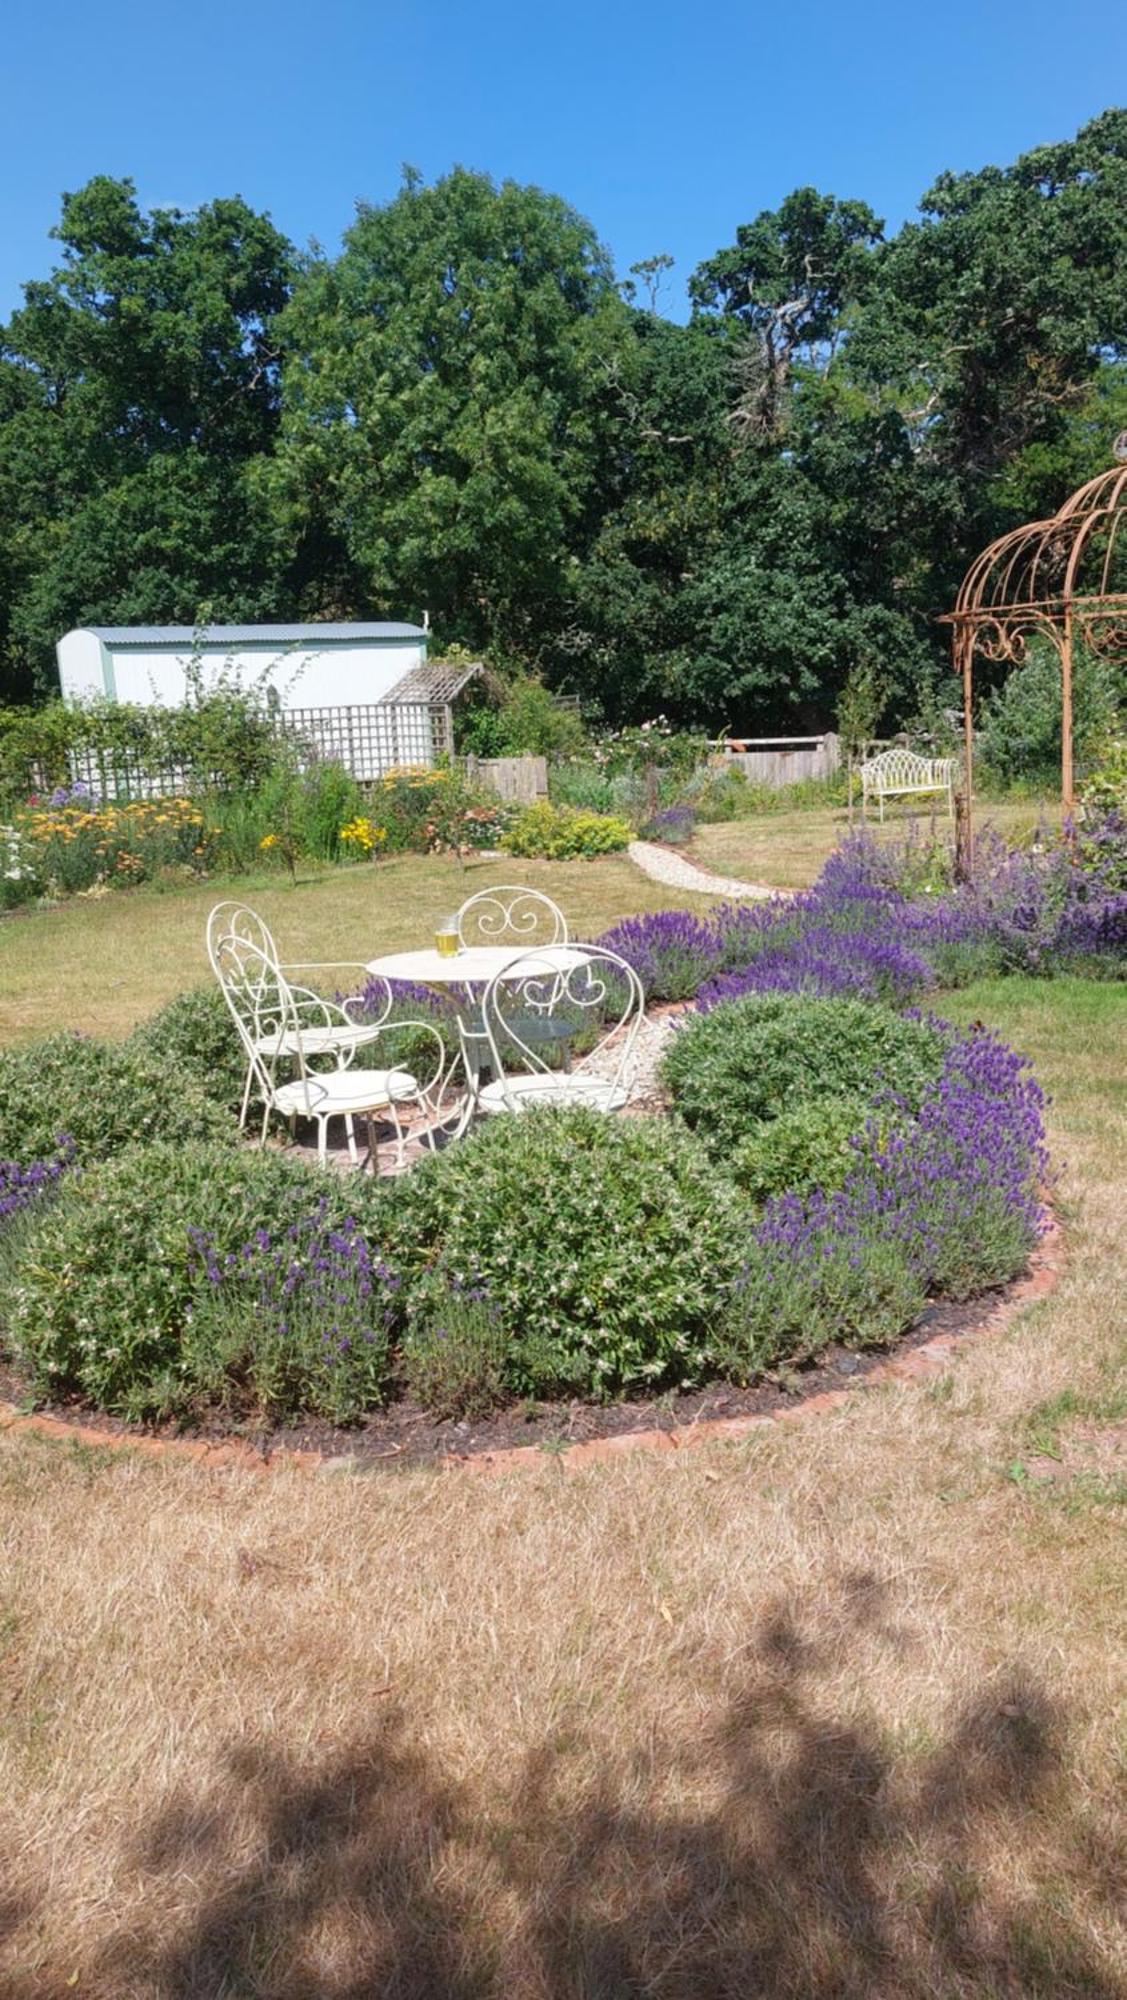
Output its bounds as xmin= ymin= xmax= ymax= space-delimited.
xmin=2 ymin=0 xmax=1124 ymax=322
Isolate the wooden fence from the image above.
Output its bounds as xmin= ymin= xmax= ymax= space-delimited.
xmin=462 ymin=754 xmax=548 ymax=804
xmin=716 ymin=733 xmax=841 ymax=787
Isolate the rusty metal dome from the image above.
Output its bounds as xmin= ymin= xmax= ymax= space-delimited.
xmin=945 ymin=454 xmax=1127 ymax=812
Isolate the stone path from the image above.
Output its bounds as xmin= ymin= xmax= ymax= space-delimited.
xmin=627 ymin=838 xmax=781 ymax=901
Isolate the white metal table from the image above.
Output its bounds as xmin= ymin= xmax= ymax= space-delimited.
xmin=364 ymin=944 xmax=593 ymax=1135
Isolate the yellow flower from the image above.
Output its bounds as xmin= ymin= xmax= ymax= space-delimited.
xmin=259 ymin=834 xmax=279 ymax=851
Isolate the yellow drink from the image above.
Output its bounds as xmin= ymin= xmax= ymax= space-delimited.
xmin=435 ymin=920 xmax=460 ymax=958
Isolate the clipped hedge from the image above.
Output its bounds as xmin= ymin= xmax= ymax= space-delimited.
xmin=0 ymin=1032 xmax=236 ymax=1168
xmin=5 ymin=1141 xmax=388 ymax=1418
xmin=383 ymin=1106 xmax=744 ymax=1398
xmin=660 ymin=993 xmax=946 ymax=1162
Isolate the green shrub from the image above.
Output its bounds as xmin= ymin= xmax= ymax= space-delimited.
xmin=977 ymin=641 xmax=1118 ymax=788
xmin=0 ymin=1032 xmax=236 ymax=1168
xmin=129 ymin=986 xmax=246 ymax=1119
xmin=5 ymin=1142 xmax=377 ymax=1417
xmin=384 ymin=1108 xmax=745 ymax=1398
xmin=401 ymin=1282 xmax=509 ymax=1419
xmin=501 ymin=801 xmax=631 ymax=859
xmin=660 ymin=995 xmax=946 ymax=1162
xmin=179 ymin=1204 xmax=393 ymax=1423
xmin=729 ymin=1094 xmax=876 ymax=1204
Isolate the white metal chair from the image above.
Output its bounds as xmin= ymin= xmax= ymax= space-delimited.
xmin=209 ymin=919 xmax=443 ymax=1168
xmin=455 ymin=886 xmax=568 ymax=949
xmin=476 ymin=945 xmax=644 ymax=1117
xmin=206 ymin=902 xmax=396 ymax=1133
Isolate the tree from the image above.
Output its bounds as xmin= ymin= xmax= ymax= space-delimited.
xmin=0 ymin=178 xmax=295 ymax=695
xmin=690 ymin=187 xmax=883 ymax=439
xmin=275 ymin=168 xmax=630 ymax=653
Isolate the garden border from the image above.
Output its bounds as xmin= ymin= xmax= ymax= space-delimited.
xmin=0 ymin=1210 xmax=1064 ymax=1480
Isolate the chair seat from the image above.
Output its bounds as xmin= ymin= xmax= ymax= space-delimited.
xmin=257 ymin=1023 xmax=386 ymax=1060
xmin=477 ymin=1073 xmax=628 ymax=1116
xmin=272 ymin=1067 xmax=418 ymax=1119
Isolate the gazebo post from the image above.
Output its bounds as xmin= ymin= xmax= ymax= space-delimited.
xmin=1060 ymin=608 xmax=1075 ymax=814
xmin=944 ymin=446 xmax=1127 ymax=858
xmin=959 ymin=625 xmax=975 ymax=873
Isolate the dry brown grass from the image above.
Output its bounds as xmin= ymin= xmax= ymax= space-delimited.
xmin=694 ymin=799 xmax=1063 ymax=889
xmin=0 ymin=852 xmax=713 ymax=1046
xmin=0 ymin=978 xmax=1125 ymax=1995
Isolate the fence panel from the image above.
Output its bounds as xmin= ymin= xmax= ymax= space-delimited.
xmin=463 ymin=754 xmax=548 ymax=804
xmin=718 ymin=733 xmax=840 ymax=788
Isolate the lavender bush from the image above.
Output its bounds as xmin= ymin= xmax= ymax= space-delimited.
xmin=595 ymin=910 xmax=726 ymax=1002
xmin=0 ymin=1141 xmax=76 ymax=1312
xmin=717 ymin=1023 xmax=1047 ymax=1378
xmin=185 ymin=1201 xmax=398 ymax=1422
xmin=0 ymin=1141 xmax=74 ymax=1228
xmin=599 ymin=819 xmax=1127 ymax=1013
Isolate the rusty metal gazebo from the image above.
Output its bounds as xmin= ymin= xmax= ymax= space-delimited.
xmin=943 ymin=438 xmax=1127 ymax=822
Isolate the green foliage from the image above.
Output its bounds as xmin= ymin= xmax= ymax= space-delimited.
xmin=0 ymin=179 xmax=295 ymax=691
xmin=501 ymin=800 xmax=631 ymax=859
xmin=4 ymin=1142 xmax=361 ymax=1417
xmin=0 ymin=1032 xmax=235 ymax=1169
xmin=128 ymin=986 xmax=246 ymax=1119
xmin=661 ymin=994 xmax=946 ymax=1161
xmin=384 ymin=1108 xmax=745 ymax=1397
xmin=729 ymin=1093 xmax=875 ymax=1204
xmin=460 ymin=678 xmax=587 ymax=760
xmin=977 ymin=643 xmax=1121 ymax=788
xmin=4 ymin=115 xmax=1127 ymax=734
xmin=400 ymin=1283 xmax=509 ymax=1419
xmin=276 ymin=166 xmax=625 ymax=656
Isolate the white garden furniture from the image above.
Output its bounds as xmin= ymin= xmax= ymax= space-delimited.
xmin=455 ymin=885 xmax=568 ymax=948
xmin=206 ymin=902 xmax=396 ymax=1133
xmin=363 ymin=940 xmax=594 ymax=1136
xmin=209 ymin=913 xmax=443 ymax=1168
xmin=859 ymin=747 xmax=957 ymax=820
xmin=475 ymin=944 xmax=644 ymax=1117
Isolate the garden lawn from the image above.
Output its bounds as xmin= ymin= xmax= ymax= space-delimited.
xmin=0 ymin=975 xmax=1124 ymax=1995
xmin=0 ymin=852 xmax=715 ymax=1045
xmin=693 ymin=797 xmax=1063 ymax=889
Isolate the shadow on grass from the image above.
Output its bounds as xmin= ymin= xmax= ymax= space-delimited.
xmin=7 ymin=1576 xmax=1124 ymax=1998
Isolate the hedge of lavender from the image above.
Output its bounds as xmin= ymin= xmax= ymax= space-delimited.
xmin=597 ymin=817 xmax=1127 ymax=1008
xmin=713 ymin=1022 xmax=1047 ymax=1379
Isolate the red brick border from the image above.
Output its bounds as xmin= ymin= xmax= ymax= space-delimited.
xmin=0 ymin=1214 xmax=1064 ymax=1481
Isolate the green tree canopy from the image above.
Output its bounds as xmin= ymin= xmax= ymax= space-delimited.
xmin=275 ymin=167 xmax=629 ymax=653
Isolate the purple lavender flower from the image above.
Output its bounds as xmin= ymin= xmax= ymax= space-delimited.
xmin=0 ymin=1139 xmax=75 ymax=1229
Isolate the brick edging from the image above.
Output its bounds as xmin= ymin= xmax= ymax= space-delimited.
xmin=0 ymin=1214 xmax=1064 ymax=1481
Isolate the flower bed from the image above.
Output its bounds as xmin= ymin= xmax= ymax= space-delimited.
xmin=2 ymin=824 xmax=1089 ymax=1439
xmin=597 ymin=817 xmax=1127 ymax=1004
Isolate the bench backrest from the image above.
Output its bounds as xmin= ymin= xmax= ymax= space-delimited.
xmin=860 ymin=748 xmax=954 ymax=787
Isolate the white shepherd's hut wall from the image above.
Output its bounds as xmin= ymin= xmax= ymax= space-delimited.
xmin=55 ymin=624 xmax=428 ymax=711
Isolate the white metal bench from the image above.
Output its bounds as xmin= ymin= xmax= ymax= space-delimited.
xmin=859 ymin=748 xmax=956 ymax=821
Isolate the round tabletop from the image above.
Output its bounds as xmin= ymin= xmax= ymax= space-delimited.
xmin=364 ymin=944 xmax=592 ymax=986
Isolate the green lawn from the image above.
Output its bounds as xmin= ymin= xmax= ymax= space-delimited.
xmin=0 ymin=851 xmax=715 ymax=1045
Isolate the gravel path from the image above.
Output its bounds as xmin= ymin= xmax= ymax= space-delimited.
xmin=575 ymin=1004 xmax=684 ymax=1113
xmin=628 ymin=838 xmax=781 ymax=901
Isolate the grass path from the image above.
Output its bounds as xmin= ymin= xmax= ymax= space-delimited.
xmin=0 ymin=976 xmax=1124 ymax=1994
